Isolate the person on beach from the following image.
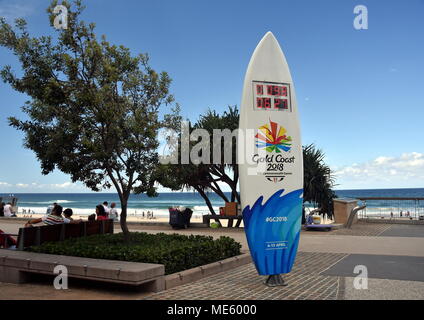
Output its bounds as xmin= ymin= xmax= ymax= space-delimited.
xmin=96 ymin=204 xmax=108 ymax=221
xmin=64 ymin=208 xmax=74 ymax=221
xmin=25 ymin=205 xmax=81 ymax=227
xmin=109 ymin=202 xmax=119 ymax=221
xmin=4 ymin=203 xmax=16 ymax=217
xmin=0 ymin=202 xmax=4 ymax=217
xmin=102 ymin=201 xmax=110 ymax=217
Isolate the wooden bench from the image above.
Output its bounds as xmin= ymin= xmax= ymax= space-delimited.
xmin=0 ymin=220 xmax=114 ymax=250
xmin=202 ymin=215 xmax=243 ymax=228
xmin=0 ymin=250 xmax=165 ymax=292
xmin=17 ymin=220 xmax=114 ymax=250
xmin=0 ymin=220 xmax=164 ymax=292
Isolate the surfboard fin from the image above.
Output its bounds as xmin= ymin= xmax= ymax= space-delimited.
xmin=263 ymin=274 xmax=288 ymax=287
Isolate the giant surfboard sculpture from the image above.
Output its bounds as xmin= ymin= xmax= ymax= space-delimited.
xmin=238 ymin=32 xmax=303 ymax=286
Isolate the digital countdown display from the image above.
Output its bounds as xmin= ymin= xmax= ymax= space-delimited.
xmin=252 ymin=81 xmax=291 ymax=112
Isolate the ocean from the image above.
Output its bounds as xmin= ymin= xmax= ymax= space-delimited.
xmin=0 ymin=191 xmax=230 ymax=217
xmin=1 ymin=188 xmax=424 ymax=218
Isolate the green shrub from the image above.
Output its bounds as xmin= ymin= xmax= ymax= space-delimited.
xmin=27 ymin=232 xmax=242 ymax=275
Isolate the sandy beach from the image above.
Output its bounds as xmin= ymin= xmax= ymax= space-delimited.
xmin=14 ymin=212 xmax=206 ymax=224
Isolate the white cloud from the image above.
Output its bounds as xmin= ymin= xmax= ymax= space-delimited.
xmin=51 ymin=182 xmax=75 ymax=189
xmin=0 ymin=181 xmax=86 ymax=192
xmin=374 ymin=156 xmax=393 ymax=165
xmin=335 ymin=152 xmax=424 ymax=188
xmin=16 ymin=183 xmax=29 ymax=188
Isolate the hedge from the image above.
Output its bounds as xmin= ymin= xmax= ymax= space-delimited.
xmin=28 ymin=232 xmax=242 ymax=275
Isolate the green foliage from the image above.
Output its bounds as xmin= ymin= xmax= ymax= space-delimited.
xmin=27 ymin=232 xmax=242 ymax=275
xmin=0 ymin=0 xmax=179 ymax=235
xmin=303 ymin=144 xmax=336 ymax=217
xmin=154 ymin=106 xmax=239 ymax=218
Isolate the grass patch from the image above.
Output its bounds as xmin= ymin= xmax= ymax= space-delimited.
xmin=28 ymin=232 xmax=242 ymax=275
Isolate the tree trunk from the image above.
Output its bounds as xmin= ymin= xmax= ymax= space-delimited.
xmin=196 ymin=187 xmax=222 ymax=226
xmin=119 ymin=193 xmax=130 ymax=242
xmin=209 ymin=180 xmax=229 ymax=203
xmin=105 ymin=168 xmax=130 ymax=239
xmin=228 ymin=182 xmax=240 ymax=203
xmin=231 ymin=166 xmax=239 ymax=203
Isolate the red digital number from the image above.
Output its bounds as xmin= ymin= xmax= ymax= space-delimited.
xmin=266 ymin=85 xmax=279 ymax=95
xmin=257 ymin=98 xmax=271 ymax=109
xmin=256 ymin=84 xmax=263 ymax=95
xmin=257 ymin=98 xmax=263 ymax=108
xmin=266 ymin=85 xmax=273 ymax=95
xmin=274 ymin=98 xmax=288 ymax=109
xmin=266 ymin=85 xmax=288 ymax=96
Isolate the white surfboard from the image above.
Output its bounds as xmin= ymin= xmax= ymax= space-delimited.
xmin=238 ymin=32 xmax=303 ymax=277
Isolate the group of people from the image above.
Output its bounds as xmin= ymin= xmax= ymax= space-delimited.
xmin=0 ymin=202 xmax=17 ymax=217
xmin=141 ymin=210 xmax=155 ymax=219
xmin=24 ymin=201 xmax=120 ymax=227
xmin=101 ymin=201 xmax=119 ymax=221
xmin=390 ymin=210 xmax=412 ymax=218
xmin=87 ymin=202 xmax=119 ymax=222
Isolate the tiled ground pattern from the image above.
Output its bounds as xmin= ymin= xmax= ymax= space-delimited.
xmin=144 ymin=252 xmax=347 ymax=300
xmin=329 ymin=222 xmax=393 ymax=237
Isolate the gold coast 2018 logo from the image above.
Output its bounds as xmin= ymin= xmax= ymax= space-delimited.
xmin=254 ymin=120 xmax=294 ymax=183
xmin=255 ymin=120 xmax=292 ymax=153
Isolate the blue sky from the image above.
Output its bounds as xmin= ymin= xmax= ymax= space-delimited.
xmin=0 ymin=0 xmax=423 ymax=193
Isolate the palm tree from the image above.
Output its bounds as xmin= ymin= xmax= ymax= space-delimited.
xmin=303 ymin=144 xmax=337 ymax=220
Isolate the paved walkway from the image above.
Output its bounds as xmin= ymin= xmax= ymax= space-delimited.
xmin=145 ymin=252 xmax=346 ymax=300
xmin=0 ymin=220 xmax=423 ymax=300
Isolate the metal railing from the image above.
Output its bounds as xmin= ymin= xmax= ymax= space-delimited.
xmin=356 ymin=197 xmax=424 ymax=220
xmin=346 ymin=205 xmax=367 ymax=228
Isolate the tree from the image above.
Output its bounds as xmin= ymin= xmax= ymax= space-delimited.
xmin=154 ymin=106 xmax=239 ymax=225
xmin=303 ymin=144 xmax=337 ymax=218
xmin=0 ymin=0 xmax=175 ymax=238
xmin=156 ymin=107 xmax=336 ymax=222
xmin=192 ymin=106 xmax=239 ymax=203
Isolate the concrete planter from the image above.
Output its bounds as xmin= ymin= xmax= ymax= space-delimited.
xmin=164 ymin=252 xmax=252 ymax=290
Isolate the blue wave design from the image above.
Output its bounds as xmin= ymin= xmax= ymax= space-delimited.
xmin=255 ymin=142 xmax=292 ymax=152
xmin=243 ymin=188 xmax=303 ymax=275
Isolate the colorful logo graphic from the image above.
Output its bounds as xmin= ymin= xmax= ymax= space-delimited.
xmin=255 ymin=120 xmax=292 ymax=153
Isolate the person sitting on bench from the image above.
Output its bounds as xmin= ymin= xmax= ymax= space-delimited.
xmin=64 ymin=208 xmax=74 ymax=221
xmin=0 ymin=229 xmax=17 ymax=248
xmin=24 ymin=205 xmax=80 ymax=227
xmin=95 ymin=204 xmax=108 ymax=221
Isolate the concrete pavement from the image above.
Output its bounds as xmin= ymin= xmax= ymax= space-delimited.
xmin=0 ymin=219 xmax=423 ymax=300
